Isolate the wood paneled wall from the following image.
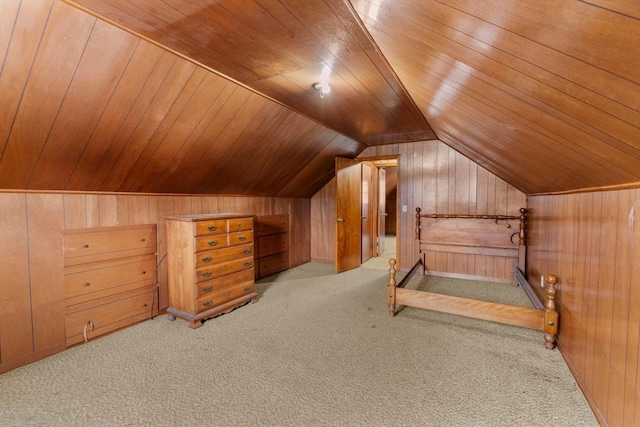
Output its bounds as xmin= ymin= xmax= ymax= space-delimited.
xmin=310 ymin=140 xmax=526 ymax=278
xmin=527 ymin=189 xmax=639 ymax=427
xmin=0 ymin=191 xmax=310 ymax=373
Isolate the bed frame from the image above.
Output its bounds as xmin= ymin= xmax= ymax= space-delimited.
xmin=387 ymin=208 xmax=559 ymax=349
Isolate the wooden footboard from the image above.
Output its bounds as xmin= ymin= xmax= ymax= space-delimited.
xmin=388 ymin=258 xmax=559 ymax=349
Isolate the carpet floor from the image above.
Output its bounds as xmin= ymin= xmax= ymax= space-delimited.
xmin=0 ymin=260 xmax=597 ymax=426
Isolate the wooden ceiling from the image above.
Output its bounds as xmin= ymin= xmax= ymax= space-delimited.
xmin=1 ymin=0 xmax=638 ymax=197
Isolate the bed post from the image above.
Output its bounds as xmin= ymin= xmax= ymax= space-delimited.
xmin=544 ymin=274 xmax=559 ymax=349
xmin=415 ymin=207 xmax=422 ymax=240
xmin=388 ymin=258 xmax=397 ymax=316
xmin=517 ymin=208 xmax=528 ymax=273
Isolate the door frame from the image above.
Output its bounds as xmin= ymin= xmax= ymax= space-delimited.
xmin=338 ymin=154 xmax=399 ymax=269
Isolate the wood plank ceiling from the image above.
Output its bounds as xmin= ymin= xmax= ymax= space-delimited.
xmin=1 ymin=0 xmax=639 ymax=196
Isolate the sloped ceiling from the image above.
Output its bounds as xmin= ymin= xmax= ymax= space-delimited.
xmin=1 ymin=0 xmax=639 ymax=197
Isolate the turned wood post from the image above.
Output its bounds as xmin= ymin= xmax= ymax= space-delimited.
xmin=415 ymin=207 xmax=421 ymax=240
xmin=544 ymin=274 xmax=559 ymax=350
xmin=388 ymin=258 xmax=397 ymax=316
xmin=517 ymin=208 xmax=528 ymax=273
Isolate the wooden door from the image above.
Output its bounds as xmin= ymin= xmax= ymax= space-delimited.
xmin=378 ymin=168 xmax=386 ymax=256
xmin=361 ymin=163 xmax=373 ymax=263
xmin=335 ymin=157 xmax=362 ymax=273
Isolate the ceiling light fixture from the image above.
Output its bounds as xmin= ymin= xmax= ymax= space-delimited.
xmin=313 ymin=82 xmax=331 ymax=99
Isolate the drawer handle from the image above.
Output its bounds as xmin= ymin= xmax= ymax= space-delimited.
xmin=242 ymin=248 xmax=251 ymax=255
xmin=243 ymin=261 xmax=252 ymax=267
xmin=143 ymin=303 xmax=148 ymax=307
xmin=202 ymin=256 xmax=213 ymax=263
xmin=83 ymin=320 xmax=94 ymax=343
xmin=83 ymin=282 xmax=91 ymax=287
xmin=82 ymin=243 xmax=89 ymax=248
xmin=236 ymin=222 xmax=242 ymax=227
xmin=202 ymin=271 xmax=212 ymax=278
xmin=142 ymin=270 xmax=147 ymax=274
xmin=238 ymin=236 xmax=247 ymax=241
xmin=140 ymin=238 xmax=146 ymax=242
xmin=208 ymin=240 xmax=218 ymax=247
xmin=202 ymin=286 xmax=213 ymax=293
xmin=208 ymin=225 xmax=217 ymax=231
xmin=202 ymin=300 xmax=213 ymax=307
xmin=243 ymin=287 xmax=251 ymax=293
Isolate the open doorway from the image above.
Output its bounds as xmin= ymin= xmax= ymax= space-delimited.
xmin=335 ymin=155 xmax=399 ymax=273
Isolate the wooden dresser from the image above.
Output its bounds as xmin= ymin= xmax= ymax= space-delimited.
xmin=166 ymin=214 xmax=258 ymax=328
xmin=63 ymin=224 xmax=158 ymax=347
xmin=256 ymin=214 xmax=290 ymax=279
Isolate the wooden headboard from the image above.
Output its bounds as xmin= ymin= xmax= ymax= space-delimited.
xmin=415 ymin=208 xmax=527 ymax=284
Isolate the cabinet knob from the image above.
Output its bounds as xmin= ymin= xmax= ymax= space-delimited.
xmin=202 ymin=286 xmax=213 ymax=293
xmin=208 ymin=240 xmax=218 ymax=247
xmin=238 ymin=236 xmax=247 ymax=241
xmin=208 ymin=225 xmax=217 ymax=231
xmin=243 ymin=261 xmax=252 ymax=268
xmin=83 ymin=282 xmax=91 ymax=287
xmin=242 ymin=248 xmax=251 ymax=255
xmin=202 ymin=271 xmax=212 ymax=278
xmin=202 ymin=300 xmax=213 ymax=307
xmin=202 ymin=256 xmax=213 ymax=263
xmin=142 ymin=271 xmax=146 ymax=274
xmin=82 ymin=243 xmax=90 ymax=248
xmin=140 ymin=238 xmax=146 ymax=242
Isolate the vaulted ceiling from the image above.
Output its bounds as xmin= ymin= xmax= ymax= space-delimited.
xmin=1 ymin=0 xmax=638 ymax=197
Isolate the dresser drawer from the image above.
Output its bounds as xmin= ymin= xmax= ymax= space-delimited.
xmin=64 ymin=255 xmax=156 ymax=299
xmin=258 ymin=233 xmax=289 ymax=258
xmin=258 ymin=253 xmax=289 ymax=278
xmin=65 ymin=289 xmax=155 ymax=345
xmin=196 ymin=269 xmax=254 ymax=298
xmin=64 ymin=225 xmax=156 ymax=265
xmin=229 ymin=231 xmax=253 ymax=246
xmin=196 ymin=244 xmax=253 ymax=268
xmin=228 ymin=217 xmax=253 ymax=232
xmin=196 ymin=282 xmax=255 ymax=314
xmin=195 ymin=235 xmax=229 ymax=252
xmin=194 ymin=220 xmax=227 ymax=237
xmin=195 ymin=257 xmax=254 ymax=283
xmin=257 ymin=215 xmax=289 ymax=236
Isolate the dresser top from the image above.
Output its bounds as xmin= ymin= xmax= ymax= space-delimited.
xmin=166 ymin=213 xmax=254 ymax=222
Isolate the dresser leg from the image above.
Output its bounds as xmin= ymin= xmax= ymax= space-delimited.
xmin=188 ymin=319 xmax=203 ymax=329
xmin=167 ymin=314 xmax=176 ymax=321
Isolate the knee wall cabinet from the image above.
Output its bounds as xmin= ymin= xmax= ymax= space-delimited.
xmin=63 ymin=224 xmax=158 ymax=347
xmin=256 ymin=215 xmax=289 ymax=279
xmin=166 ymin=214 xmax=258 ymax=328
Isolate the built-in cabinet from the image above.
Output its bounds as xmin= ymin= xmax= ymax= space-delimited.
xmin=63 ymin=225 xmax=158 ymax=346
xmin=255 ymin=214 xmax=290 ymax=279
xmin=166 ymin=214 xmax=258 ymax=328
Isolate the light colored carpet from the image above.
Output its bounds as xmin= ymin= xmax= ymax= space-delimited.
xmin=0 ymin=261 xmax=596 ymax=426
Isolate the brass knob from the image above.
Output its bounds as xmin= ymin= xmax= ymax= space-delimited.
xmin=202 ymin=300 xmax=213 ymax=307
xmin=83 ymin=243 xmax=89 ymax=248
xmin=83 ymin=282 xmax=91 ymax=287
xmin=243 ymin=249 xmax=251 ymax=255
xmin=244 ymin=262 xmax=252 ymax=267
xmin=202 ymin=286 xmax=213 ymax=293
xmin=202 ymin=271 xmax=212 ymax=278
xmin=335 ymin=217 xmax=344 ymax=223
xmin=208 ymin=225 xmax=217 ymax=231
xmin=238 ymin=236 xmax=247 ymax=241
xmin=208 ymin=240 xmax=218 ymax=246
xmin=202 ymin=256 xmax=213 ymax=263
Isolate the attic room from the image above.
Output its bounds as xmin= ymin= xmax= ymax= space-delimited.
xmin=0 ymin=0 xmax=638 ymax=425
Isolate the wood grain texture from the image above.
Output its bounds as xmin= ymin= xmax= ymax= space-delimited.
xmin=351 ymin=0 xmax=640 ymax=193
xmin=0 ymin=190 xmax=310 ymax=372
xmin=527 ymin=189 xmax=639 ymax=427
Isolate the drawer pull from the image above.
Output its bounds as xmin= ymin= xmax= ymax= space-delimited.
xmin=83 ymin=282 xmax=91 ymax=287
xmin=82 ymin=243 xmax=89 ymax=248
xmin=238 ymin=236 xmax=247 ymax=241
xmin=202 ymin=300 xmax=213 ymax=307
xmin=243 ymin=287 xmax=251 ymax=293
xmin=208 ymin=240 xmax=218 ymax=247
xmin=202 ymin=271 xmax=212 ymax=278
xmin=202 ymin=286 xmax=213 ymax=293
xmin=243 ymin=248 xmax=251 ymax=255
xmin=143 ymin=303 xmax=148 ymax=307
xmin=243 ymin=261 xmax=252 ymax=267
xmin=202 ymin=256 xmax=213 ymax=263
xmin=142 ymin=271 xmax=147 ymax=274
xmin=83 ymin=320 xmax=94 ymax=343
xmin=140 ymin=238 xmax=146 ymax=242
xmin=208 ymin=225 xmax=218 ymax=231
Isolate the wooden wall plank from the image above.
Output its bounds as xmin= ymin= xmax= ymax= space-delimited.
xmin=0 ymin=193 xmax=31 ymax=314
xmin=527 ymin=189 xmax=639 ymax=427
